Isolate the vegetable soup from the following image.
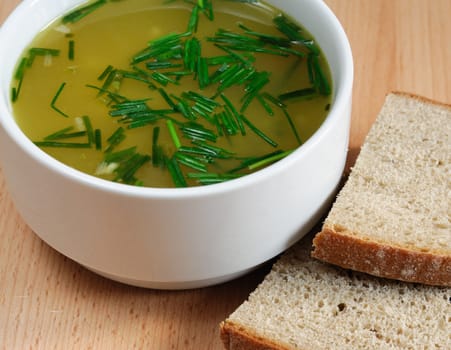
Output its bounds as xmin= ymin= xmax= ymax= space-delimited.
xmin=11 ymin=0 xmax=332 ymax=188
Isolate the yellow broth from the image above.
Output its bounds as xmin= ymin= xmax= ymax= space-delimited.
xmin=11 ymin=0 xmax=332 ymax=188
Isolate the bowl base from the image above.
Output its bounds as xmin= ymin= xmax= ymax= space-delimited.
xmin=83 ymin=265 xmax=261 ymax=290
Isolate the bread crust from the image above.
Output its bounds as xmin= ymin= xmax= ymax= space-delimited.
xmin=312 ymin=227 xmax=451 ymax=287
xmin=312 ymin=91 xmax=451 ymax=287
xmin=220 ymin=320 xmax=296 ymax=350
xmin=389 ymin=90 xmax=451 ymax=110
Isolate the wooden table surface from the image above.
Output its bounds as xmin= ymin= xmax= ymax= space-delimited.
xmin=1 ymin=1 xmax=450 ymax=349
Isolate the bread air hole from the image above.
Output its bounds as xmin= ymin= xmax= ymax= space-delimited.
xmin=337 ymin=303 xmax=346 ymax=312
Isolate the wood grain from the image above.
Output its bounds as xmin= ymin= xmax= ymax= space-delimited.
xmin=1 ymin=1 xmax=450 ymax=349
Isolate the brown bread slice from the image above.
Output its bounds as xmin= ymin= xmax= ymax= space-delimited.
xmin=220 ymin=235 xmax=451 ymax=350
xmin=220 ymin=92 xmax=450 ymax=350
xmin=313 ymin=92 xmax=450 ymax=286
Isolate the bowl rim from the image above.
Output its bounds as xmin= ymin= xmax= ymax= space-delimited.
xmin=0 ymin=0 xmax=353 ymax=199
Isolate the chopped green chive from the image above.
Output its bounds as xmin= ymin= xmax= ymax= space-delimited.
xmin=217 ymin=110 xmax=238 ymax=135
xmin=118 ymin=69 xmax=155 ymax=85
xmin=241 ymin=71 xmax=270 ymax=112
xmin=171 ymin=94 xmax=196 ymax=120
xmin=240 ymin=114 xmax=278 ymax=147
xmin=220 ymin=93 xmax=246 ymax=135
xmin=175 ymin=152 xmax=207 ymax=172
xmin=82 ymin=115 xmax=95 ymax=145
xmin=198 ymin=0 xmax=214 ymax=20
xmin=97 ymin=69 xmax=120 ymax=96
xmin=187 ymin=172 xmax=241 ymax=185
xmin=33 ymin=141 xmax=91 ymax=148
xmin=104 ymin=146 xmax=137 ymax=163
xmin=188 ymin=5 xmax=200 ymax=33
xmin=243 ymin=30 xmax=291 ymax=48
xmin=43 ymin=126 xmax=74 ymax=140
xmin=15 ymin=57 xmax=28 ymax=80
xmin=28 ymin=47 xmax=60 ymax=67
xmin=247 ymin=149 xmax=293 ymax=170
xmin=257 ymin=93 xmax=274 ymax=116
xmin=180 ymin=122 xmax=218 ymax=142
xmin=206 ymin=54 xmax=253 ymax=66
xmin=11 ymin=87 xmax=19 ymax=103
xmin=94 ymin=129 xmax=102 ymax=150
xmin=185 ymin=140 xmax=235 ymax=159
xmin=11 ymin=57 xmax=28 ymax=102
xmin=152 ymin=126 xmax=165 ymax=167
xmin=197 ymin=56 xmax=210 ymax=89
xmin=183 ymin=90 xmax=220 ymax=110
xmin=151 ymin=71 xmax=178 ymax=86
xmin=85 ymin=84 xmax=128 ymax=104
xmin=273 ymin=14 xmax=303 ymax=41
xmin=132 ymin=31 xmax=190 ymax=64
xmin=50 ymin=82 xmax=70 ymax=118
xmin=62 ymin=0 xmax=107 ymax=24
xmin=309 ymin=54 xmax=331 ymax=95
xmin=98 ymin=65 xmax=114 ymax=81
xmin=158 ymin=88 xmax=177 ymax=109
xmin=184 ymin=37 xmax=201 ymax=73
xmin=146 ymin=61 xmax=183 ymax=70
xmin=105 ymin=127 xmax=126 ymax=153
xmin=260 ymin=92 xmax=286 ymax=108
xmin=278 ymin=87 xmax=318 ymax=102
xmin=109 ymin=99 xmax=150 ymax=117
xmin=282 ymin=108 xmax=302 ymax=145
xmin=167 ymin=156 xmax=187 ymax=187
xmin=68 ymin=40 xmax=75 ymax=60
xmin=166 ymin=119 xmax=181 ymax=149
xmin=214 ymin=43 xmax=253 ymax=66
xmin=45 ymin=130 xmax=87 ymax=141
xmin=113 ymin=153 xmax=151 ymax=184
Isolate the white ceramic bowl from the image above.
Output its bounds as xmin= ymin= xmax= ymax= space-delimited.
xmin=0 ymin=0 xmax=353 ymax=289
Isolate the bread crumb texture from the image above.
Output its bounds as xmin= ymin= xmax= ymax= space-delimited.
xmin=221 ymin=239 xmax=451 ymax=350
xmin=313 ymin=92 xmax=450 ymax=286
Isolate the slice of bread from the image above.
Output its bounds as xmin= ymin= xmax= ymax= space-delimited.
xmin=220 ymin=235 xmax=451 ymax=350
xmin=312 ymin=92 xmax=450 ymax=287
xmin=220 ymin=92 xmax=450 ymax=349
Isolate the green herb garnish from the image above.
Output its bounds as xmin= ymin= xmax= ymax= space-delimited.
xmin=247 ymin=149 xmax=293 ymax=169
xmin=82 ymin=115 xmax=95 ymax=145
xmin=308 ymin=53 xmax=331 ymax=95
xmin=22 ymin=0 xmax=331 ymax=187
xmin=278 ymin=87 xmax=318 ymax=101
xmin=239 ymin=114 xmax=278 ymax=147
xmin=28 ymin=47 xmax=60 ymax=67
xmin=180 ymin=122 xmax=218 ymax=142
xmin=94 ymin=129 xmax=102 ymax=150
xmin=167 ymin=155 xmax=187 ymax=187
xmin=68 ymin=40 xmax=75 ymax=60
xmin=166 ymin=119 xmax=182 ymax=149
xmin=152 ymin=126 xmax=165 ymax=167
xmin=11 ymin=57 xmax=28 ymax=102
xmin=187 ymin=4 xmax=200 ymax=33
xmin=50 ymin=82 xmax=70 ymax=118
xmin=114 ymin=152 xmax=151 ymax=185
xmin=62 ymin=0 xmax=107 ymax=24
xmin=33 ymin=141 xmax=91 ymax=148
xmin=175 ymin=152 xmax=207 ymax=172
xmin=44 ymin=127 xmax=87 ymax=141
xmin=98 ymin=65 xmax=114 ymax=81
xmin=105 ymin=127 xmax=126 ymax=153
xmin=187 ymin=172 xmax=241 ymax=185
xmin=281 ymin=108 xmax=302 ymax=145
